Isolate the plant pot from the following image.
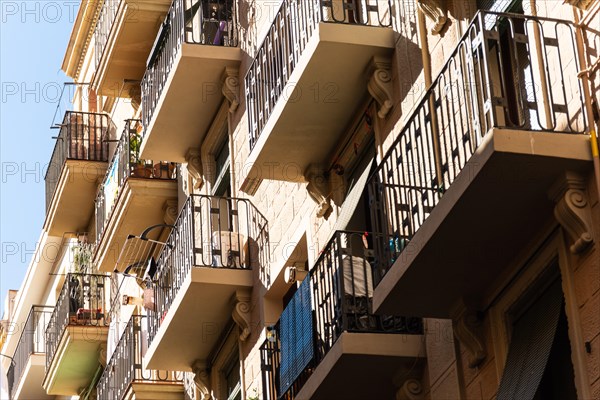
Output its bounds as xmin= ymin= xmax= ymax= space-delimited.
xmin=132 ymin=165 xmax=153 ymax=178
xmin=153 ymin=162 xmax=175 ymax=179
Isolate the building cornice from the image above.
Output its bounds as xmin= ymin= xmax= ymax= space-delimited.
xmin=61 ymin=0 xmax=103 ymax=80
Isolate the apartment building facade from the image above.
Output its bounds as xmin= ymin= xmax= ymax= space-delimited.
xmin=1 ymin=0 xmax=599 ymax=399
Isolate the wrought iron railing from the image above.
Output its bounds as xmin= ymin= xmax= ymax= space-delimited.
xmin=261 ymin=231 xmax=422 ymax=399
xmin=45 ymin=274 xmax=109 ymax=372
xmin=95 ymin=119 xmax=176 ymax=243
xmin=183 ymin=371 xmax=198 ymax=400
xmin=147 ymin=195 xmax=268 ymax=343
xmin=45 ymin=111 xmax=113 ymax=212
xmin=368 ymin=11 xmax=587 ymax=283
xmin=7 ymin=306 xmax=53 ymax=399
xmin=94 ymin=0 xmax=120 ymax=69
xmin=141 ymin=0 xmax=238 ymax=133
xmin=245 ymin=0 xmax=395 ymax=150
xmin=97 ymin=315 xmax=183 ymax=400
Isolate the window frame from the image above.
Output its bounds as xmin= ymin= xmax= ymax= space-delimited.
xmin=488 ymin=230 xmax=591 ymax=398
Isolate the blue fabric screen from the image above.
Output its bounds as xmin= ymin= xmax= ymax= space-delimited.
xmin=279 ymin=277 xmax=313 ymax=395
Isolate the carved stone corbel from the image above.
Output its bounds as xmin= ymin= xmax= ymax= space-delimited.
xmin=563 ymin=0 xmax=593 ymax=10
xmin=367 ymin=57 xmax=394 ymax=119
xmin=305 ymin=164 xmax=332 ymax=218
xmin=192 ymin=361 xmax=212 ymax=400
xmin=330 ymin=168 xmax=346 ymax=206
xmin=453 ymin=309 xmax=486 ymax=368
xmin=185 ymin=148 xmax=203 ymax=188
xmin=396 ymin=379 xmax=424 ymax=400
xmin=549 ymin=171 xmax=594 ymax=254
xmin=201 ymin=147 xmax=217 ymax=189
xmin=222 ymin=67 xmax=240 ymax=113
xmin=232 ymin=291 xmax=251 ymax=341
xmin=99 ymin=342 xmax=108 ymax=367
xmin=163 ymin=199 xmax=178 ymax=226
xmin=417 ymin=0 xmax=448 ymax=34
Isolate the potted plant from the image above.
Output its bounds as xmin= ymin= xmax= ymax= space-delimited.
xmin=129 ymin=130 xmax=152 ymax=178
xmin=72 ymin=242 xmax=93 ymax=273
xmin=153 ymin=161 xmax=176 ymax=179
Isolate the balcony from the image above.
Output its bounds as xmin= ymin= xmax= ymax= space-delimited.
xmin=261 ymin=231 xmax=424 ymax=400
xmin=44 ymin=111 xmax=115 ymax=237
xmin=97 ymin=315 xmax=183 ymax=400
xmin=144 ymin=195 xmax=268 ymax=371
xmin=7 ymin=306 xmax=53 ymax=400
xmin=368 ymin=12 xmax=591 ymax=318
xmin=93 ymin=0 xmax=172 ymax=97
xmin=43 ymin=274 xmax=110 ymax=395
xmin=242 ymin=0 xmax=397 ymax=193
xmin=94 ymin=119 xmax=177 ymax=272
xmin=140 ymin=0 xmax=240 ymax=162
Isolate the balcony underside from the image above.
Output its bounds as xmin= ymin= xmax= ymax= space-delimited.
xmin=374 ymin=129 xmax=592 ymax=318
xmin=296 ymin=332 xmax=425 ymax=400
xmin=12 ymin=354 xmax=52 ymax=400
xmin=94 ymin=178 xmax=177 ymax=272
xmin=44 ymin=160 xmax=107 ymax=237
xmin=140 ymin=44 xmax=241 ymax=162
xmin=144 ymin=268 xmax=252 ymax=371
xmin=43 ymin=325 xmax=109 ymax=395
xmin=242 ymin=23 xmax=395 ymax=190
xmin=124 ymin=381 xmax=184 ymax=400
xmin=94 ymin=0 xmax=171 ymax=97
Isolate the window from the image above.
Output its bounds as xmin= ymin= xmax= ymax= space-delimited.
xmin=212 ymin=133 xmax=231 ymax=197
xmin=224 ymin=353 xmax=241 ymax=400
xmin=496 ymin=270 xmax=577 ymax=400
xmin=533 ymin=304 xmax=577 ymax=400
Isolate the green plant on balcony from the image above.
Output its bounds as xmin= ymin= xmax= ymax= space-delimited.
xmin=72 ymin=242 xmax=93 ymax=273
xmin=247 ymin=388 xmax=259 ymax=400
xmin=129 ymin=129 xmax=152 ymax=178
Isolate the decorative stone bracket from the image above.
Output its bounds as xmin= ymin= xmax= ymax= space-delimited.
xmin=563 ymin=0 xmax=594 ymax=10
xmin=232 ymin=291 xmax=251 ymax=341
xmin=417 ymin=0 xmax=448 ymax=34
xmin=549 ymin=171 xmax=594 ymax=254
xmin=163 ymin=199 xmax=178 ymax=226
xmin=453 ymin=309 xmax=487 ymax=368
xmin=305 ymin=164 xmax=332 ymax=218
xmin=222 ymin=67 xmax=240 ymax=113
xmin=368 ymin=57 xmax=394 ymax=119
xmin=192 ymin=361 xmax=212 ymax=400
xmin=396 ymin=379 xmax=424 ymax=400
xmin=186 ymin=147 xmax=203 ymax=189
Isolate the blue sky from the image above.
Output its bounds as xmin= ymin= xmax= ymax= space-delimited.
xmin=1 ymin=1 xmax=76 ymax=313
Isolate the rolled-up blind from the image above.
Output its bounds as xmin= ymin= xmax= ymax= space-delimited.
xmin=496 ymin=280 xmax=563 ymax=400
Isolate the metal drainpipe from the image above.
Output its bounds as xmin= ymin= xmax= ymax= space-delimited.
xmin=417 ymin=7 xmax=432 ymax=88
xmin=573 ymin=6 xmax=600 ymax=203
xmin=529 ymin=1 xmax=554 ymax=129
xmin=417 ymin=7 xmax=445 ymax=190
